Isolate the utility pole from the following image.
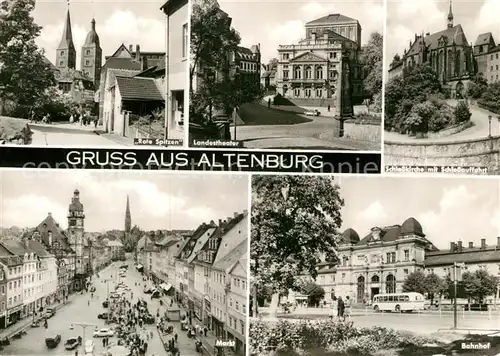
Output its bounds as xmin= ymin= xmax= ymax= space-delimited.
xmin=70 ymin=322 xmax=98 ymax=343
xmin=452 ymin=262 xmax=465 ymax=329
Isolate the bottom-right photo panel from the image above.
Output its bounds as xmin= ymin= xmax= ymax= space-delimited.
xmin=249 ymin=175 xmax=500 ymax=356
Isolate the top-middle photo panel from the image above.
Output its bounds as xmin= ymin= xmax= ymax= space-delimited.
xmin=189 ymin=0 xmax=384 ymax=151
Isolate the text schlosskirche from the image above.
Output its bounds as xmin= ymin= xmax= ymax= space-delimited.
xmin=64 ymin=150 xmax=326 ymax=171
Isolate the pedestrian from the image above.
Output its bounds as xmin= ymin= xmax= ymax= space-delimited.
xmin=204 ymin=327 xmax=207 ymax=337
xmin=174 ymin=333 xmax=178 ymax=342
xmin=344 ymin=296 xmax=352 ymax=321
xmin=330 ymin=296 xmax=338 ymax=319
xmin=337 ymin=296 xmax=345 ymax=320
xmin=150 ymin=330 xmax=153 ymax=339
xmin=88 ymin=300 xmax=90 ymax=306
xmin=267 ymin=98 xmax=271 ymax=109
xmin=75 ymin=351 xmax=78 ymax=356
xmin=102 ymin=338 xmax=106 ymax=347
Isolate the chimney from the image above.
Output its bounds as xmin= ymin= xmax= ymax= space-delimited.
xmin=243 ymin=209 xmax=248 ymax=216
xmin=468 ymin=241 xmax=473 ymax=248
xmin=129 ymin=44 xmax=133 ymax=52
xmin=457 ymin=241 xmax=463 ymax=252
xmin=227 ymin=217 xmax=232 ymax=223
xmin=218 ymin=219 xmax=222 ymax=226
xmin=426 ymin=32 xmax=430 ymax=36
xmin=233 ymin=212 xmax=239 ymax=218
xmin=135 ymin=45 xmax=140 ymax=62
xmin=48 ymin=212 xmax=52 ymax=217
xmin=481 ymin=238 xmax=486 ymax=249
xmin=497 ymin=237 xmax=500 ymax=247
xmin=48 ymin=231 xmax=53 ymax=246
xmin=209 ymin=220 xmax=215 ymax=226
xmin=450 ymin=242 xmax=455 ymax=252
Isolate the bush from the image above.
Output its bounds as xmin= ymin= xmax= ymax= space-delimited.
xmin=249 ymin=319 xmax=434 ymax=356
xmin=454 ymin=101 xmax=471 ymax=123
xmin=428 ymin=104 xmax=454 ymax=132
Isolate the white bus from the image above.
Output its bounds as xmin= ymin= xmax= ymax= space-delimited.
xmin=372 ymin=292 xmax=426 ymax=313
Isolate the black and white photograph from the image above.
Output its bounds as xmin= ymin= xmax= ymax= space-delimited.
xmin=0 ymin=170 xmax=249 ymax=356
xmin=384 ymin=0 xmax=500 ymax=174
xmin=189 ymin=0 xmax=383 ymax=150
xmin=0 ymin=0 xmax=187 ymax=147
xmin=250 ymin=175 xmax=500 ymax=356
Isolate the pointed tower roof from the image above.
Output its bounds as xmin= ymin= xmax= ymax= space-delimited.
xmin=58 ymin=8 xmax=75 ymax=50
xmin=447 ymin=0 xmax=454 ymax=28
xmin=84 ymin=18 xmax=100 ymax=47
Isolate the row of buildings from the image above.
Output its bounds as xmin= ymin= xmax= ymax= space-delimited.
xmin=47 ymin=0 xmax=188 ymax=141
xmin=285 ymin=217 xmax=500 ymax=305
xmin=388 ymin=1 xmax=500 ymax=98
xmin=0 ymin=189 xmax=126 ymax=329
xmin=137 ymin=210 xmax=249 ymax=355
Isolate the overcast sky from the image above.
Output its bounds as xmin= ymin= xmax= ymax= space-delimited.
xmin=33 ymin=0 xmax=166 ymax=66
xmin=219 ymin=0 xmax=384 ymax=64
xmin=386 ymin=0 xmax=500 ymax=70
xmin=336 ymin=176 xmax=500 ymax=250
xmin=0 ymin=171 xmax=249 ymax=232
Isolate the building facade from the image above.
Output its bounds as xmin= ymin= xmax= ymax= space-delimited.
xmin=161 ymin=0 xmax=189 ymax=141
xmin=81 ymin=18 xmax=103 ymax=88
xmin=276 ymin=13 xmax=364 ymax=105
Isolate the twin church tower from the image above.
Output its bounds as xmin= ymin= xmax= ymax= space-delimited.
xmin=55 ymin=4 xmax=102 ymax=88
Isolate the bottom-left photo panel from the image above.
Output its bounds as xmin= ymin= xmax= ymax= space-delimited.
xmin=0 ymin=170 xmax=250 ymax=356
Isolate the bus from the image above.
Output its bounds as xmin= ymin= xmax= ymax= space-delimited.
xmin=372 ymin=292 xmax=426 ymax=313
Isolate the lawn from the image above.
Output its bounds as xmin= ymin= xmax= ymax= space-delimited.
xmin=0 ymin=116 xmax=27 ymax=139
xmin=238 ymin=103 xmax=312 ymax=126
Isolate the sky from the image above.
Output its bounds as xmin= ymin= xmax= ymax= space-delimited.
xmin=336 ymin=175 xmax=500 ymax=250
xmin=218 ymin=0 xmax=384 ymax=64
xmin=0 ymin=171 xmax=249 ymax=232
xmin=386 ymin=0 xmax=500 ymax=70
xmin=33 ymin=0 xmax=166 ymax=66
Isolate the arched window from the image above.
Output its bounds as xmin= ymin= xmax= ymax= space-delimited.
xmin=447 ymin=49 xmax=453 ymax=78
xmin=455 ymin=50 xmax=461 ymax=76
xmin=386 ymin=274 xmax=396 ymax=294
xmin=294 ymin=67 xmax=301 ymax=79
xmin=316 ymin=66 xmax=323 ymax=79
xmin=371 ymin=275 xmax=380 ymax=283
xmin=357 ymin=276 xmax=365 ymax=303
xmin=305 ymin=66 xmax=312 ymax=79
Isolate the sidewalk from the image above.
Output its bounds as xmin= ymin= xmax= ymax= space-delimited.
xmin=94 ymin=130 xmax=135 ymax=146
xmin=0 ymin=296 xmax=74 ymax=340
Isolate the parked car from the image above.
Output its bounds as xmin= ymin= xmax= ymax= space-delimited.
xmin=151 ymin=290 xmax=161 ymax=299
xmin=305 ymin=109 xmax=320 ymax=116
xmin=44 ymin=308 xmax=56 ymax=318
xmin=93 ymin=328 xmax=114 ymax=338
xmin=64 ymin=337 xmax=81 ymax=350
xmin=143 ymin=287 xmax=153 ymax=294
xmin=84 ymin=339 xmax=95 ymax=354
xmin=102 ymin=300 xmax=109 ymax=308
xmin=109 ymin=293 xmax=120 ymax=299
xmin=97 ymin=313 xmax=109 ymax=319
xmin=143 ymin=314 xmax=155 ymax=324
xmin=45 ymin=334 xmax=61 ymax=349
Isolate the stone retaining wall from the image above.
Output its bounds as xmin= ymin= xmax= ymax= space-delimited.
xmin=344 ymin=123 xmax=381 ymax=143
xmin=384 ymin=136 xmax=500 ymax=174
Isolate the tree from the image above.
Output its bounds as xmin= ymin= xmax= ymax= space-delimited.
xmin=402 ymin=271 xmax=427 ymax=295
xmin=190 ymin=0 xmax=240 ymax=93
xmin=467 ymin=73 xmax=488 ymax=99
xmin=361 ymin=32 xmax=383 ymax=96
xmin=0 ymin=0 xmax=56 ymax=114
xmin=267 ymin=58 xmax=278 ymax=71
xmin=301 ymin=281 xmax=325 ymax=306
xmin=462 ymin=270 xmax=498 ymax=303
xmin=251 ymin=176 xmax=344 ymax=293
xmin=425 ymin=273 xmax=445 ymax=303
xmin=478 ymin=82 xmax=500 ymax=114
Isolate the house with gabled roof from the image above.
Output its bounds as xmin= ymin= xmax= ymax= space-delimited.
xmin=192 ymin=211 xmax=248 ymax=330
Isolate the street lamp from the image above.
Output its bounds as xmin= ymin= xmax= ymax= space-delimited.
xmin=488 ymin=115 xmax=492 ymax=137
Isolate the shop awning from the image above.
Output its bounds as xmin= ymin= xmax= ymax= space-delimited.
xmin=160 ymin=283 xmax=172 ymax=291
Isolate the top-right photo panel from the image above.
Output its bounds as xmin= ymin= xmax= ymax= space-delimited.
xmin=384 ymin=0 xmax=500 ymax=175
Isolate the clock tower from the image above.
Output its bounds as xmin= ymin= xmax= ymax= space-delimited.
xmin=68 ymin=189 xmax=85 ymax=276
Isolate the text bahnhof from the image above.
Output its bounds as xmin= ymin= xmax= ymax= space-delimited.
xmin=64 ymin=150 xmax=325 ymax=170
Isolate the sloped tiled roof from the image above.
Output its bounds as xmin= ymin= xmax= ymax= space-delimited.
xmin=36 ymin=215 xmax=73 ymax=253
xmin=115 ymin=76 xmax=164 ymax=101
xmin=405 ymin=25 xmax=469 ymax=58
xmin=213 ymin=239 xmax=247 ymax=272
xmin=356 ymin=224 xmax=437 ymax=250
xmin=103 ymin=57 xmax=142 ymax=71
xmin=1 ymin=240 xmax=28 ymax=256
xmin=236 ymin=46 xmax=257 ymax=61
xmin=474 ymin=32 xmax=494 ymax=46
xmin=107 ymin=240 xmax=123 ymax=247
xmin=177 ymin=222 xmax=217 ymax=260
xmin=43 ymin=57 xmax=58 ymax=71
xmin=306 ymin=13 xmax=358 ymax=26
xmin=425 ymin=247 xmax=500 ymax=266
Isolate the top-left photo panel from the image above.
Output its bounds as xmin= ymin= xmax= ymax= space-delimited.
xmin=0 ymin=0 xmax=188 ymax=148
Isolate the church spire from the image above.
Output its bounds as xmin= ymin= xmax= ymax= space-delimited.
xmin=58 ymin=1 xmax=75 ymax=50
xmin=447 ymin=0 xmax=454 ymax=28
xmin=125 ymin=195 xmax=131 ymax=233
